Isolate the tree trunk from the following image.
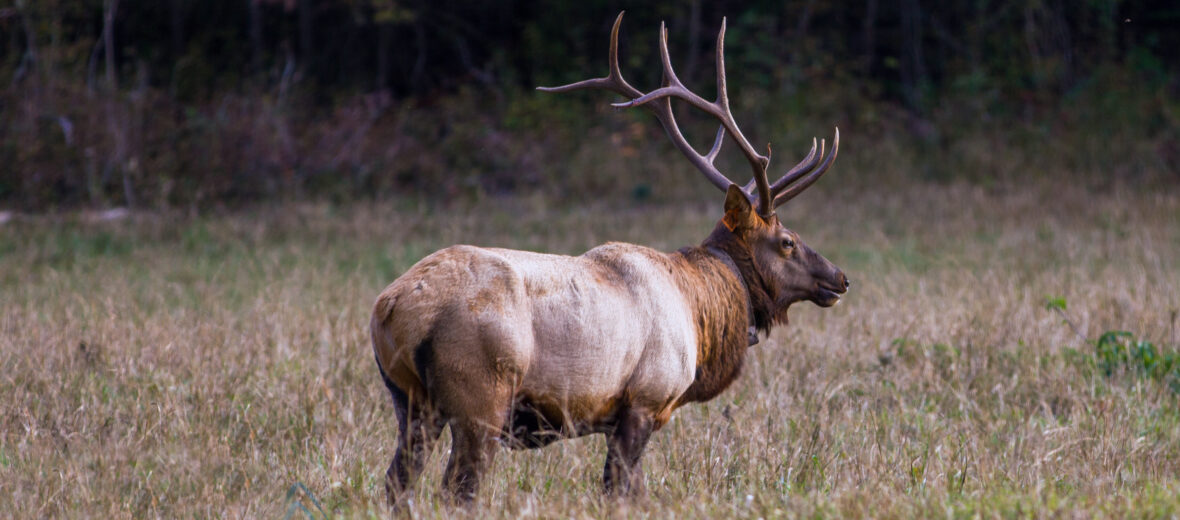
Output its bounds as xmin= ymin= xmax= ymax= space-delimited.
xmin=298 ymin=0 xmax=313 ymax=64
xmin=249 ymin=0 xmax=263 ymax=75
xmin=170 ymin=0 xmax=185 ymax=58
xmin=377 ymin=21 xmax=391 ymax=91
xmin=899 ymin=0 xmax=927 ymax=112
xmin=102 ymin=0 xmax=135 ymax=207
xmin=410 ymin=20 xmax=427 ymax=92
xmin=790 ymin=0 xmax=817 ymax=74
xmin=12 ymin=0 xmax=39 ymax=84
xmin=861 ymin=0 xmax=878 ymax=77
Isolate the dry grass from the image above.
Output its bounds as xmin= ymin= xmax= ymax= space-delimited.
xmin=2 ymin=179 xmax=1179 ymax=518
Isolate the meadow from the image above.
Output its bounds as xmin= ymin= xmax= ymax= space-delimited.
xmin=2 ymin=175 xmax=1179 ymax=518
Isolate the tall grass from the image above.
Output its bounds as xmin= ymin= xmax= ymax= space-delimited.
xmin=1 ymin=172 xmax=1178 ymax=516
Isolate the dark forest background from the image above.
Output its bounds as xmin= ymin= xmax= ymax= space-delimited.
xmin=2 ymin=0 xmax=1177 ymax=210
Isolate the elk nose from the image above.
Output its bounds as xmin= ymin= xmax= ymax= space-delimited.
xmin=835 ymin=271 xmax=850 ymax=291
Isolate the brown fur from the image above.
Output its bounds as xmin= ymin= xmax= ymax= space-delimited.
xmin=370 ymin=187 xmax=848 ymax=506
xmin=704 ymin=221 xmax=783 ymax=332
xmin=668 ymin=245 xmax=751 ymax=404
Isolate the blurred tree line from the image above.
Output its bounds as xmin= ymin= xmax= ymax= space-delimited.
xmin=1 ymin=0 xmax=1177 ymax=209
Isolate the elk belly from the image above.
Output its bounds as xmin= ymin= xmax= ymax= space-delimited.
xmin=506 ymin=245 xmax=698 ymax=432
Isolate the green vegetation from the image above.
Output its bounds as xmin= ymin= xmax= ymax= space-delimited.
xmin=1092 ymin=330 xmax=1180 ymax=393
xmin=2 ymin=178 xmax=1178 ymax=517
xmin=1049 ymin=296 xmax=1180 ymax=395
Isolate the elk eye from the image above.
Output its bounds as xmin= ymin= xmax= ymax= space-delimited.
xmin=781 ymin=238 xmax=795 ymax=250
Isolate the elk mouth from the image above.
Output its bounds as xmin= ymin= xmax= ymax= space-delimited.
xmin=812 ymin=283 xmax=846 ymax=307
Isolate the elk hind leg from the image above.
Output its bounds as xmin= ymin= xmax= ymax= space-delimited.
xmin=435 ymin=367 xmax=513 ymax=502
xmin=602 ymin=407 xmax=655 ymax=496
xmin=442 ymin=417 xmax=505 ymax=503
xmin=385 ymin=386 xmax=444 ymax=506
xmin=434 ymin=314 xmax=525 ymax=502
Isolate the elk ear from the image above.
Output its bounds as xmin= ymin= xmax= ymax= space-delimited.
xmin=722 ymin=184 xmax=754 ymax=231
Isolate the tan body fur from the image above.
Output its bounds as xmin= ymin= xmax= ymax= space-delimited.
xmin=371 ymin=196 xmax=846 ymax=503
xmin=371 ymin=241 xmax=748 ymax=440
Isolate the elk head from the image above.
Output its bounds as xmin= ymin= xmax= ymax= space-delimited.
xmin=539 ymin=12 xmax=848 ymax=330
xmin=715 ymin=183 xmax=849 ymax=330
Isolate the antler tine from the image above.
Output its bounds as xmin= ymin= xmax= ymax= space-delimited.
xmin=714 ymin=19 xmax=729 ymax=113
xmin=717 ymin=18 xmax=772 ymax=215
xmin=607 ymin=13 xmax=627 ymax=88
xmin=773 ymin=128 xmax=840 ymax=206
xmin=744 ymin=138 xmax=817 ymax=194
xmin=538 ymin=12 xmax=735 ymax=193
xmin=767 ymin=138 xmax=820 ymax=193
xmin=658 ymin=23 xmax=680 ymax=89
xmin=613 ymin=17 xmax=773 ymax=213
xmin=536 ymin=12 xmax=642 ymax=99
xmin=751 ymin=138 xmax=821 ymax=197
xmin=704 ymin=126 xmax=725 ymax=163
xmin=641 ymin=25 xmax=735 ymax=192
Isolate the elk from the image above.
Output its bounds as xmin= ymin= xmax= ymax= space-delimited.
xmin=370 ymin=12 xmax=848 ymax=504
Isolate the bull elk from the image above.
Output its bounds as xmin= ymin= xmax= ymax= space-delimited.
xmin=370 ymin=12 xmax=848 ymax=504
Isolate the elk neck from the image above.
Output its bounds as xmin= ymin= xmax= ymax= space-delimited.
xmin=703 ymin=246 xmax=759 ymax=347
xmin=700 ymin=222 xmax=780 ymax=333
xmin=670 ymin=229 xmax=766 ymax=404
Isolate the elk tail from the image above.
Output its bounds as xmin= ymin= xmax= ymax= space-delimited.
xmin=371 ymin=291 xmax=435 ymax=405
xmin=371 ymin=293 xmax=403 ymax=404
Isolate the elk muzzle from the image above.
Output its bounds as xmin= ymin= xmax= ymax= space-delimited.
xmin=808 ymin=250 xmax=848 ymax=307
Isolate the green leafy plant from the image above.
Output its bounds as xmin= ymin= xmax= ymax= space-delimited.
xmin=1094 ymin=331 xmax=1180 ymax=393
xmin=1049 ymin=296 xmax=1180 ymax=395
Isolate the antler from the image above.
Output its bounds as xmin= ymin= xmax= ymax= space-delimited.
xmin=538 ymin=12 xmax=838 ymax=216
xmin=537 ymin=13 xmax=733 ymax=194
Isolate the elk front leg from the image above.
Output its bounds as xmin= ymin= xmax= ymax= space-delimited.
xmin=602 ymin=408 xmax=654 ymax=496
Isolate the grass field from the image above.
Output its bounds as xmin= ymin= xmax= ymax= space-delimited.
xmin=2 ymin=179 xmax=1179 ymax=518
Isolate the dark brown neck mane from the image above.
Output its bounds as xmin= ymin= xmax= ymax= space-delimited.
xmin=701 ymin=223 xmax=782 ymax=332
xmin=670 ymin=223 xmax=781 ymax=404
